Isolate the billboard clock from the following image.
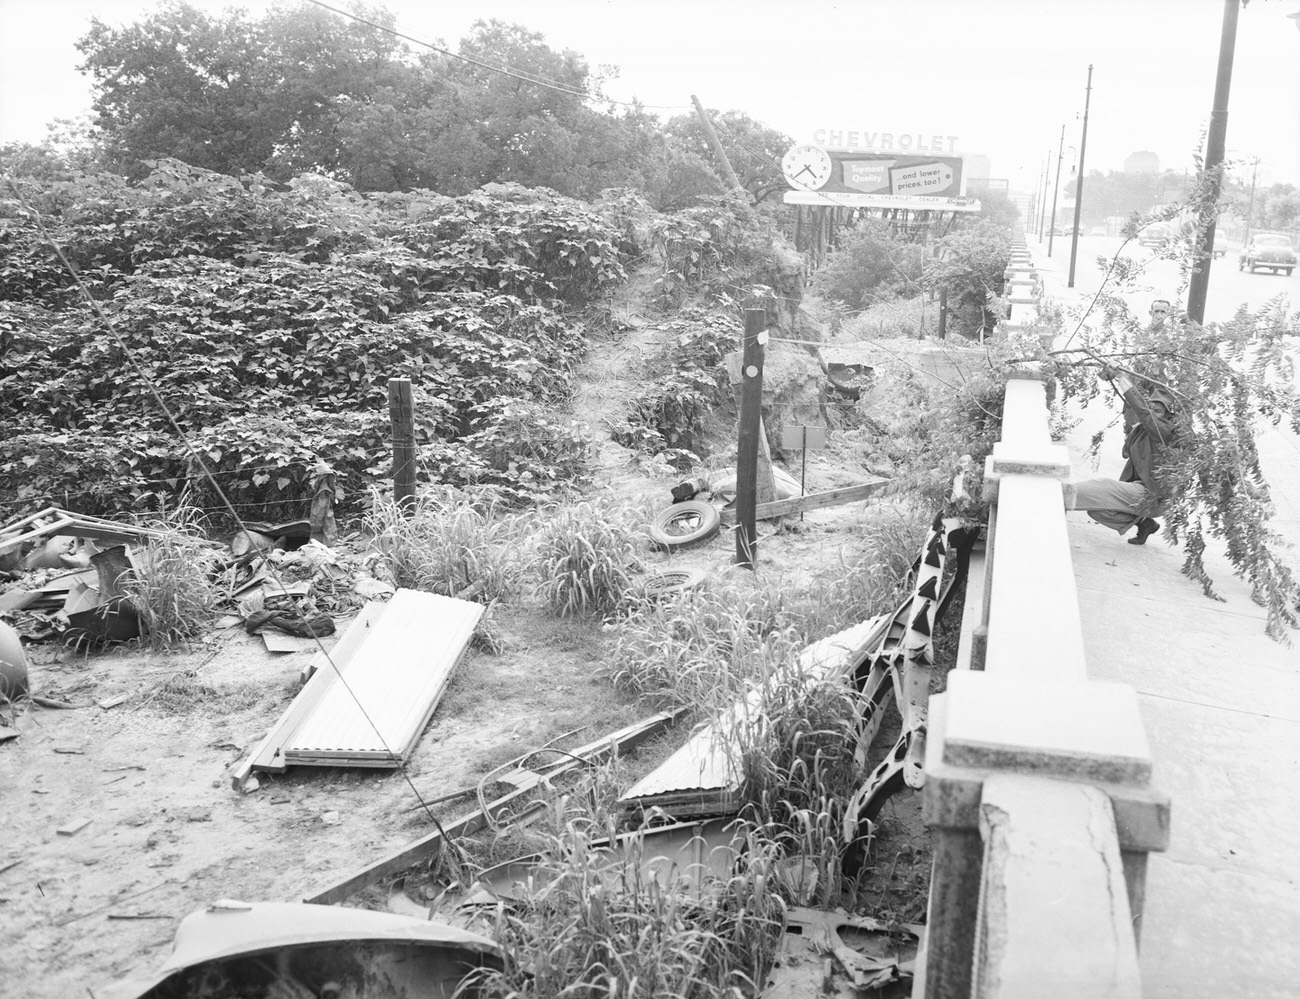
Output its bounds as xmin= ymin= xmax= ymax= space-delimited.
xmin=781 ymin=145 xmax=834 ymax=191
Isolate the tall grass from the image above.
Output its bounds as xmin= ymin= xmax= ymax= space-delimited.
xmin=606 ymin=507 xmax=924 ymax=709
xmin=122 ymin=520 xmax=219 ymax=649
xmin=534 ymin=501 xmax=644 ymax=618
xmin=604 ymin=578 xmax=802 ymax=709
xmin=460 ymin=813 xmax=786 ymax=999
xmin=366 ymin=489 xmax=522 ymax=601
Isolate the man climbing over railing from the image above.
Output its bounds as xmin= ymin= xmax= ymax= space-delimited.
xmin=1069 ymin=364 xmax=1181 ymax=545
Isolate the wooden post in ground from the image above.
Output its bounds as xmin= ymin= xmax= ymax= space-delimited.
xmin=734 ymin=308 xmax=767 ymax=568
xmin=387 ymin=377 xmax=416 ymax=515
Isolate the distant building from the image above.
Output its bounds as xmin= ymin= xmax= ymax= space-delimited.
xmin=963 ymin=153 xmax=992 ymax=180
xmin=1124 ymin=151 xmax=1160 ymax=174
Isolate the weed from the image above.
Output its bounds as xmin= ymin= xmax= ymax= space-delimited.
xmin=461 ymin=811 xmax=785 ymax=999
xmin=121 ymin=517 xmax=220 ymax=649
xmin=366 ymin=489 xmax=522 ymax=602
xmin=146 ymin=671 xmax=260 ymax=715
xmin=534 ymin=501 xmax=644 ymax=618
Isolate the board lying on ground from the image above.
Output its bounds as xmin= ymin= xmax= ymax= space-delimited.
xmin=231 ymin=588 xmax=482 ymax=787
xmin=305 ymin=708 xmax=688 ymax=905
xmin=718 ymin=479 xmax=891 ymax=524
xmin=618 ymin=615 xmax=890 ymax=819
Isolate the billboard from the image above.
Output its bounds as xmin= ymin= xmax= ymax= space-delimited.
xmin=781 ymin=144 xmax=980 ymax=212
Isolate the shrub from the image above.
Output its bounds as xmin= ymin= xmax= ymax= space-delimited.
xmin=534 ymin=501 xmax=644 ymax=617
xmin=612 ymin=311 xmax=736 ymax=462
xmin=810 ymin=220 xmax=924 ymax=310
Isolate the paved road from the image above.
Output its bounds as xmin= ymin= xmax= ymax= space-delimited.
xmin=1027 ymin=234 xmax=1300 ymax=998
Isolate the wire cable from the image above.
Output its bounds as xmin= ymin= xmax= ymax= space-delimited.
xmin=304 ymin=0 xmax=691 ymax=112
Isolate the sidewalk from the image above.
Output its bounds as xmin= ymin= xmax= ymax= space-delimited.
xmin=1032 ymin=227 xmax=1300 ymax=996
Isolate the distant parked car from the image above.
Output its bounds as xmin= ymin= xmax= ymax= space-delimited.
xmin=1138 ymin=223 xmax=1172 ymax=249
xmin=1089 ymin=226 xmax=1107 ymax=237
xmin=1238 ymin=233 xmax=1296 ymax=275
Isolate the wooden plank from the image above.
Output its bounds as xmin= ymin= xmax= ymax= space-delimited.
xmin=720 ymin=479 xmax=890 ymax=524
xmin=303 ymin=708 xmax=688 ymax=905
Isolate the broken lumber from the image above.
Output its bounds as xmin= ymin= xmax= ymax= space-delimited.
xmin=304 ymin=708 xmax=687 ymax=905
xmin=719 ymin=479 xmax=890 ymax=524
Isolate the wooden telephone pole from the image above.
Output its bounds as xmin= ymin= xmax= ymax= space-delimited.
xmin=691 ymin=95 xmax=745 ymax=196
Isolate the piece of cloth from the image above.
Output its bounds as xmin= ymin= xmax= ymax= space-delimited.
xmin=1071 ymin=478 xmax=1164 ymax=534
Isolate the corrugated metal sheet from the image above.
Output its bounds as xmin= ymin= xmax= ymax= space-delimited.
xmin=274 ymin=589 xmax=482 ymax=767
xmin=620 ymin=615 xmax=887 ymax=808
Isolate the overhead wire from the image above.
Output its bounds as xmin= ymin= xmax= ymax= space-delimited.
xmin=304 ymin=0 xmax=692 ymax=112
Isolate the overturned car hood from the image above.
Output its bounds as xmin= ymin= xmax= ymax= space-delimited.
xmin=98 ymin=899 xmax=502 ymax=999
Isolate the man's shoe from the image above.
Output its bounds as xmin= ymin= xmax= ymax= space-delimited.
xmin=1128 ymin=517 xmax=1160 ymax=545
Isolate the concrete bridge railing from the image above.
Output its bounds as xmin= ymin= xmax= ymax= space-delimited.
xmin=915 ymin=354 xmax=1171 ymax=995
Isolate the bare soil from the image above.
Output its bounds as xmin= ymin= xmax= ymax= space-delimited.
xmin=0 ymin=309 xmax=942 ymax=998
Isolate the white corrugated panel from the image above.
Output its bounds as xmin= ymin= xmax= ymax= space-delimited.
xmin=621 ymin=615 xmax=885 ymax=804
xmin=283 ymin=589 xmax=482 ymax=765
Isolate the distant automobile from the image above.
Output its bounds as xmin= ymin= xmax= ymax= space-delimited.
xmin=1138 ymin=223 xmax=1172 ymax=248
xmin=1238 ymin=232 xmax=1296 ymax=275
xmin=1089 ymin=226 xmax=1107 ymax=237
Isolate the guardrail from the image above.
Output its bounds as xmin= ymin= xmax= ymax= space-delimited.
xmin=915 ymin=240 xmax=1170 ymax=997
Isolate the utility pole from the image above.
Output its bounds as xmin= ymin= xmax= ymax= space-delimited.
xmin=691 ymin=94 xmax=745 ymax=196
xmin=1187 ymin=0 xmax=1240 ymax=325
xmin=1037 ymin=150 xmax=1050 ymax=241
xmin=1243 ymin=155 xmax=1259 ymax=244
xmin=1068 ymin=65 xmax=1094 ymax=287
xmin=1032 ymin=161 xmax=1044 ymax=233
xmin=1048 ymin=125 xmax=1065 ymax=257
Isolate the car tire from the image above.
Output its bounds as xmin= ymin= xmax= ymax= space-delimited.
xmin=1238 ymin=258 xmax=1245 ymax=271
xmin=648 ymin=501 xmax=720 ymax=550
xmin=639 ymin=567 xmax=708 ymax=599
xmin=1286 ymin=269 xmax=1294 ymax=277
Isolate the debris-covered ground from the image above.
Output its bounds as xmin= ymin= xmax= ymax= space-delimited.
xmin=0 ymin=310 xmax=952 ymax=998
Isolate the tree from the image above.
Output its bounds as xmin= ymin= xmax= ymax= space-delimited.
xmin=808 ymin=220 xmax=925 ymax=310
xmin=663 ymin=109 xmax=794 ymax=203
xmin=930 ymin=219 xmax=1012 ymax=337
xmin=74 ymin=5 xmax=676 ymax=200
xmin=76 ymin=1 xmax=419 ymax=182
xmin=1044 ymin=193 xmax=1300 ymax=640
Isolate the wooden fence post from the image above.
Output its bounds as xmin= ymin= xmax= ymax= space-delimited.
xmin=734 ymin=308 xmax=767 ymax=568
xmin=387 ymin=377 xmax=416 ymax=515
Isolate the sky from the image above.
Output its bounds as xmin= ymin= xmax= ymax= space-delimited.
xmin=1 ymin=0 xmax=1298 ymax=194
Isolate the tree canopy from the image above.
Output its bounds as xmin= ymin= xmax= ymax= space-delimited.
xmin=68 ymin=2 xmax=772 ymax=208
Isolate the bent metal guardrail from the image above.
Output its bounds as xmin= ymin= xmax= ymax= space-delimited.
xmin=916 ymin=249 xmax=1170 ymax=996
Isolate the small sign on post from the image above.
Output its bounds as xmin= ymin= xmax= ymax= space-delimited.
xmin=780 ymin=425 xmax=827 ymax=521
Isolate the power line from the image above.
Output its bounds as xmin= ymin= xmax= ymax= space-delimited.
xmin=304 ymin=0 xmax=691 ymax=112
